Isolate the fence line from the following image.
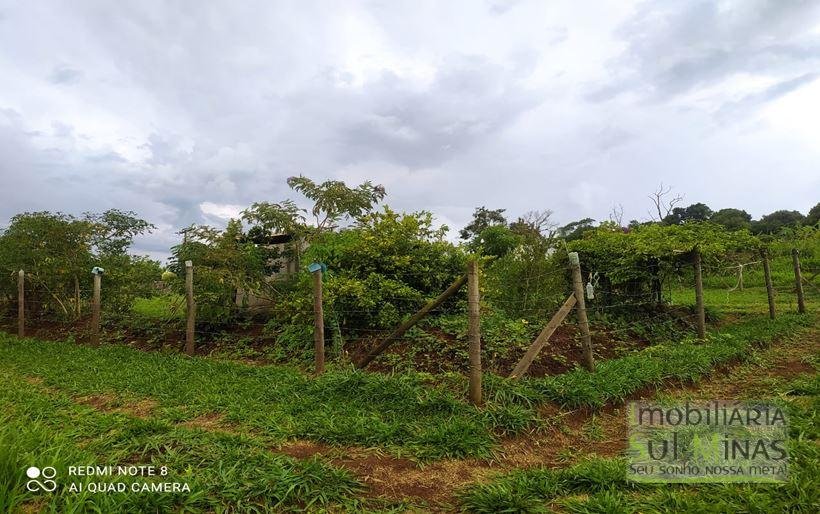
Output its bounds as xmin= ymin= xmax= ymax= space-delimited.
xmin=3 ymin=246 xmax=812 ymax=408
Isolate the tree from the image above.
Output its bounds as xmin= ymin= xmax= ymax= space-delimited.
xmin=752 ymin=210 xmax=805 ymax=234
xmin=476 ymin=225 xmax=521 ymax=258
xmin=648 ymin=183 xmax=684 ymax=221
xmin=509 ymin=210 xmax=557 ymax=240
xmin=459 ymin=207 xmax=507 ymax=241
xmin=0 ymin=212 xmax=93 ymax=315
xmin=286 ymin=176 xmax=386 ymax=233
xmin=805 ymin=202 xmax=820 ymax=226
xmin=84 ymin=209 xmax=155 ymax=256
xmin=557 ymin=218 xmax=596 ymax=241
xmin=710 ymin=208 xmax=752 ymax=231
xmin=662 ymin=203 xmax=713 ymax=225
xmin=242 ymin=177 xmax=387 ymax=268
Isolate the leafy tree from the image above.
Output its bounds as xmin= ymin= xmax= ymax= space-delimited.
xmin=0 ymin=212 xmax=93 ymax=315
xmin=286 ymin=176 xmax=386 ymax=233
xmin=170 ymin=219 xmax=271 ymax=323
xmin=279 ymin=207 xmax=466 ymax=336
xmin=752 ymin=210 xmax=805 ymax=234
xmin=805 ymin=202 xmax=820 ymax=226
xmin=475 ymin=225 xmax=521 ymax=258
xmin=557 ymin=218 xmax=596 ymax=241
xmin=570 ymin=222 xmax=759 ymax=305
xmin=84 ymin=209 xmax=155 ymax=256
xmin=662 ymin=203 xmax=713 ymax=225
xmin=459 ymin=207 xmax=507 ymax=241
xmin=242 ymin=176 xmax=387 ymax=268
xmin=710 ymin=208 xmax=752 ymax=231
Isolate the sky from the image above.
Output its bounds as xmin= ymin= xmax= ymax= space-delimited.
xmin=1 ymin=0 xmax=819 ymax=261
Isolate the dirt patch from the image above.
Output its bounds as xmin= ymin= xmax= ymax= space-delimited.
xmin=178 ymin=412 xmax=239 ymax=433
xmin=74 ymin=394 xmax=158 ymax=418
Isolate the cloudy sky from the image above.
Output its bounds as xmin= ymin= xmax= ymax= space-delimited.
xmin=1 ymin=0 xmax=819 ymax=260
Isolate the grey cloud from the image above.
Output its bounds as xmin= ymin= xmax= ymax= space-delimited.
xmin=335 ymin=57 xmax=542 ymax=168
xmin=48 ymin=66 xmax=83 ymax=84
xmin=588 ymin=0 xmax=820 ymax=103
xmin=716 ymin=72 xmax=819 ymax=122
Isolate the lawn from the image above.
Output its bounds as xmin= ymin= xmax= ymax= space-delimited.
xmin=0 ymin=308 xmax=816 ymax=511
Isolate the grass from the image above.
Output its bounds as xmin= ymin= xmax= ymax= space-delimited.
xmin=131 ymin=294 xmax=185 ymax=320
xmin=0 ymin=332 xmax=536 ymax=461
xmin=486 ymin=313 xmax=815 ymax=408
xmin=0 ymin=369 xmax=361 ymax=513
xmin=460 ymin=376 xmax=819 ymax=513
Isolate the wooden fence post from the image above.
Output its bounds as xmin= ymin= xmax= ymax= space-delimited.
xmin=509 ymin=294 xmax=576 ymax=379
xmin=692 ymin=248 xmax=706 ymax=339
xmin=91 ymin=270 xmax=102 ymax=346
xmin=569 ymin=252 xmax=594 ymax=372
xmin=760 ymin=249 xmax=776 ymax=320
xmin=792 ymin=249 xmax=806 ymax=314
xmin=313 ymin=267 xmax=325 ymax=374
xmin=356 ymin=274 xmax=467 ymax=368
xmin=17 ymin=270 xmax=24 ymax=338
xmin=74 ymin=276 xmax=81 ymax=317
xmin=185 ymin=261 xmax=196 ymax=356
xmin=467 ymin=259 xmax=482 ymax=405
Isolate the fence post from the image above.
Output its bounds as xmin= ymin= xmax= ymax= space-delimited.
xmin=74 ymin=276 xmax=81 ymax=317
xmin=91 ymin=269 xmax=102 ymax=346
xmin=467 ymin=259 xmax=482 ymax=405
xmin=356 ymin=274 xmax=467 ymax=368
xmin=792 ymin=249 xmax=806 ymax=314
xmin=17 ymin=270 xmax=24 ymax=338
xmin=313 ymin=266 xmax=325 ymax=374
xmin=760 ymin=249 xmax=776 ymax=320
xmin=692 ymin=248 xmax=706 ymax=339
xmin=185 ymin=261 xmax=196 ymax=356
xmin=569 ymin=252 xmax=594 ymax=372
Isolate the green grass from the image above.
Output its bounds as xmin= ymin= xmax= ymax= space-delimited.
xmin=131 ymin=294 xmax=185 ymax=320
xmin=459 ymin=393 xmax=819 ymax=513
xmin=486 ymin=313 xmax=815 ymax=409
xmin=0 ymin=369 xmax=361 ymax=513
xmin=0 ymin=332 xmax=535 ymax=461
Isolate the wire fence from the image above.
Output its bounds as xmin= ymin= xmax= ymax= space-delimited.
xmin=1 ymin=247 xmax=813 ymax=395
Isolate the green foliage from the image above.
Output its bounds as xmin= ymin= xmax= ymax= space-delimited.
xmin=459 ymin=206 xmax=508 ymax=242
xmin=558 ymin=217 xmax=596 ymax=241
xmin=170 ymin=220 xmax=271 ymax=324
xmin=753 ymin=209 xmax=806 ymax=234
xmin=287 ymin=175 xmax=386 ymax=231
xmin=0 ymin=210 xmax=154 ymax=319
xmin=569 ymin=222 xmax=760 ymax=301
xmin=662 ymin=202 xmax=713 ymax=225
xmin=710 ymin=208 xmax=752 ymax=231
xmin=302 ymin=207 xmax=466 ymax=329
xmin=806 ymin=202 xmax=820 ymax=227
xmin=85 ymin=209 xmax=156 ymax=256
xmin=484 ymin=243 xmax=567 ymax=320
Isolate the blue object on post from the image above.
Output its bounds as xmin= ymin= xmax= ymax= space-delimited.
xmin=91 ymin=266 xmax=105 ymax=275
xmin=308 ymin=262 xmax=326 ymax=273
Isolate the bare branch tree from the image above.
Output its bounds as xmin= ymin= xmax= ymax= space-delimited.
xmin=516 ymin=209 xmax=558 ymax=239
xmin=609 ymin=203 xmax=624 ymax=226
xmin=648 ymin=183 xmax=684 ymax=221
